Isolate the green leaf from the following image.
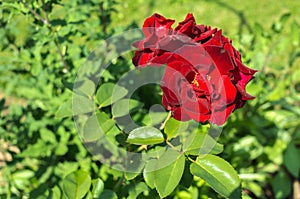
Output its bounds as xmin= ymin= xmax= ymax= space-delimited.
xmin=54 ymin=143 xmax=69 ymax=156
xmin=48 ymin=186 xmax=61 ymax=199
xmin=75 ymin=78 xmax=96 ymax=98
xmin=190 ymin=154 xmax=241 ymax=198
xmin=279 ymin=13 xmax=291 ymax=25
xmin=183 ymin=131 xmax=223 ymax=156
xmin=143 ymin=159 xmax=157 ymax=189
xmin=127 ymin=126 xmax=164 ymax=145
xmin=154 ymin=150 xmax=185 ymax=198
xmin=233 ymin=136 xmax=263 ymax=159
xmin=148 ymin=107 xmax=167 ymax=126
xmin=265 ymin=138 xmax=288 ymax=165
xmin=40 ymin=128 xmax=57 ymax=144
xmin=271 ymin=169 xmax=292 ymax=199
xmin=62 ymin=170 xmax=91 ymax=199
xmin=98 ymin=190 xmax=118 ymax=199
xmin=96 ymin=83 xmax=128 ymax=108
xmin=127 ymin=182 xmax=149 ymax=199
xmin=73 ymin=93 xmax=95 ymax=115
xmin=112 ymin=98 xmax=142 ymax=118
xmin=209 ymin=143 xmax=224 ymax=155
xmin=12 ymin=170 xmax=35 ymax=190
xmin=164 ymin=117 xmax=188 ymax=139
xmin=91 ymin=179 xmax=104 ymax=198
xmin=283 ymin=143 xmax=300 ymax=177
xmin=124 ymin=153 xmax=145 ymax=180
xmin=55 ymin=99 xmax=72 ymax=118
xmin=82 ymin=113 xmax=116 ymax=142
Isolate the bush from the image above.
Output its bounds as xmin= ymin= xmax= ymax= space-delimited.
xmin=0 ymin=1 xmax=299 ymax=198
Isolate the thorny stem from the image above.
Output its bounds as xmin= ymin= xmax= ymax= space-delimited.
xmin=20 ymin=0 xmax=68 ymax=72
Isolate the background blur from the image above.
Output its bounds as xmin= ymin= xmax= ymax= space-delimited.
xmin=1 ymin=0 xmax=300 ymax=198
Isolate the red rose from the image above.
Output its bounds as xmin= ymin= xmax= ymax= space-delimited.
xmin=132 ymin=13 xmax=257 ymax=125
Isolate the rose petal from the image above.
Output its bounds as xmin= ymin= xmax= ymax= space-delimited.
xmin=210 ymin=103 xmax=236 ymax=125
xmin=143 ymin=13 xmax=175 ymax=37
xmin=205 ymin=45 xmax=235 ymax=75
xmin=175 ymin=13 xmax=196 ymax=36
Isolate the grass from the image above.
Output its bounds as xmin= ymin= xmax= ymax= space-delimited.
xmin=112 ymin=0 xmax=300 ymax=37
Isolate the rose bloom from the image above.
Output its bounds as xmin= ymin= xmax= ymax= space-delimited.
xmin=132 ymin=13 xmax=257 ymax=125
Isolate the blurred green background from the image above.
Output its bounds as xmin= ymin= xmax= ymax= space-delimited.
xmin=1 ymin=0 xmax=300 ymax=198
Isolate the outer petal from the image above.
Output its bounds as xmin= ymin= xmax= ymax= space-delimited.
xmin=132 ymin=50 xmax=154 ymax=67
xmin=210 ymin=103 xmax=236 ymax=125
xmin=204 ymin=45 xmax=235 ymax=75
xmin=174 ymin=13 xmax=196 ymax=36
xmin=172 ymin=106 xmax=191 ymax=121
xmin=143 ymin=13 xmax=175 ymax=38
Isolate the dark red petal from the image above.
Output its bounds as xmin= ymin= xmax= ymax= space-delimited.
xmin=210 ymin=103 xmax=236 ymax=125
xmin=172 ymin=106 xmax=190 ymax=121
xmin=174 ymin=45 xmax=210 ymax=69
xmin=222 ymin=76 xmax=237 ymax=104
xmin=195 ymin=28 xmax=217 ymax=42
xmin=236 ymin=58 xmax=257 ymax=75
xmin=204 ymin=45 xmax=235 ymax=75
xmin=167 ymin=60 xmax=196 ymax=78
xmin=143 ymin=13 xmax=175 ymax=37
xmin=209 ymin=30 xmax=222 ymax=46
xmin=213 ymin=75 xmax=237 ymax=108
xmin=132 ymin=50 xmax=154 ymax=67
xmin=174 ymin=13 xmax=196 ymax=36
xmin=151 ymin=52 xmax=174 ymax=65
xmin=236 ymin=84 xmax=255 ymax=101
xmin=232 ymin=59 xmax=257 ymax=89
xmin=161 ymin=86 xmax=180 ymax=106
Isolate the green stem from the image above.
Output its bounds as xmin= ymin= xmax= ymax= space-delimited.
xmin=113 ymin=175 xmax=124 ymax=192
xmin=159 ymin=111 xmax=172 ymax=130
xmin=165 ymin=140 xmax=180 ymax=152
xmin=186 ymin=155 xmax=197 ymax=163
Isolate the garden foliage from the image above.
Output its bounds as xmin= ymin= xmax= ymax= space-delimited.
xmin=0 ymin=1 xmax=300 ymax=198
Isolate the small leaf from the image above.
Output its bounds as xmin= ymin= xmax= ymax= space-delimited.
xmin=112 ymin=99 xmax=142 ymax=118
xmin=96 ymin=83 xmax=128 ymax=108
xmin=164 ymin=117 xmax=188 ymax=139
xmin=279 ymin=13 xmax=291 ymax=25
xmin=40 ymin=128 xmax=57 ymax=144
xmin=55 ymin=99 xmax=72 ymax=118
xmin=72 ymin=93 xmax=95 ymax=115
xmin=154 ymin=150 xmax=185 ymax=198
xmin=74 ymin=78 xmax=96 ymax=97
xmin=271 ymin=169 xmax=292 ymax=199
xmin=127 ymin=182 xmax=149 ymax=199
xmin=190 ymin=154 xmax=241 ymax=198
xmin=148 ymin=105 xmax=167 ymax=126
xmin=55 ymin=143 xmax=68 ymax=156
xmin=143 ymin=159 xmax=157 ymax=189
xmin=183 ymin=131 xmax=222 ymax=156
xmin=127 ymin=126 xmax=164 ymax=145
xmin=91 ymin=178 xmax=104 ymax=198
xmin=124 ymin=153 xmax=145 ymax=180
xmin=98 ymin=190 xmax=118 ymax=199
xmin=62 ymin=170 xmax=91 ymax=199
xmin=82 ymin=113 xmax=116 ymax=142
xmin=283 ymin=143 xmax=300 ymax=177
xmin=48 ymin=186 xmax=61 ymax=199
xmin=12 ymin=170 xmax=35 ymax=190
